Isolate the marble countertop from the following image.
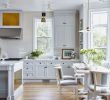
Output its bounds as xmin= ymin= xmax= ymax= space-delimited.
xmin=0 ymin=60 xmax=23 ymax=66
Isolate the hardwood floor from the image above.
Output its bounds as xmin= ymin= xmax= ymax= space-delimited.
xmin=16 ymin=82 xmax=79 ymax=100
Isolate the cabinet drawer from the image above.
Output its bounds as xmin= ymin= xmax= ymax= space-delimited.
xmin=24 ymin=61 xmax=34 ymax=66
xmin=60 ymin=61 xmax=73 ymax=65
xmin=34 ymin=61 xmax=47 ymax=65
xmin=24 ymin=66 xmax=34 ymax=72
xmin=23 ymin=73 xmax=35 ymax=79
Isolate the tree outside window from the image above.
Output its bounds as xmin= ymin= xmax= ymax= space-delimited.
xmin=90 ymin=11 xmax=108 ymax=60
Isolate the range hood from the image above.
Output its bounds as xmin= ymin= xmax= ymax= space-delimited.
xmin=0 ymin=28 xmax=22 ymax=39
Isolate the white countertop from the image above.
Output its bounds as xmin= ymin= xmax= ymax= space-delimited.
xmin=23 ymin=58 xmax=80 ymax=62
xmin=0 ymin=60 xmax=23 ymax=66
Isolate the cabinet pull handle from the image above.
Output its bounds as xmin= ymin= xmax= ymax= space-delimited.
xmin=44 ymin=67 xmax=47 ymax=68
xmin=67 ymin=66 xmax=71 ymax=68
xmin=63 ymin=22 xmax=66 ymax=24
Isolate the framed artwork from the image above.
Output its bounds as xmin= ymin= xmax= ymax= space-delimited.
xmin=62 ymin=49 xmax=74 ymax=59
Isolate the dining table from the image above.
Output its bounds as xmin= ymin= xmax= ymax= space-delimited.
xmin=72 ymin=63 xmax=110 ymax=91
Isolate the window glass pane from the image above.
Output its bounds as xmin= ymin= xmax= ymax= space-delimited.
xmin=95 ymin=48 xmax=106 ymax=60
xmin=93 ymin=26 xmax=107 ymax=48
xmin=92 ymin=12 xmax=108 ymax=26
xmin=37 ymin=38 xmax=53 ymax=54
xmin=34 ymin=19 xmax=53 ymax=56
xmin=36 ymin=20 xmax=52 ymax=37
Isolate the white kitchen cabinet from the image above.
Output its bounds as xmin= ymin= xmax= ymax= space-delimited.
xmin=47 ymin=66 xmax=56 ymax=79
xmin=23 ymin=59 xmax=79 ymax=82
xmin=37 ymin=65 xmax=47 ymax=79
xmin=23 ymin=60 xmax=56 ymax=81
xmin=54 ymin=11 xmax=75 ymax=48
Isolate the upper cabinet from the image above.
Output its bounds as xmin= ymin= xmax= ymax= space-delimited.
xmin=0 ymin=10 xmax=22 ymax=28
xmin=54 ymin=11 xmax=75 ymax=48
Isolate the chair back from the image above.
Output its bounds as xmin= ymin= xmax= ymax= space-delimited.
xmin=55 ymin=68 xmax=62 ymax=84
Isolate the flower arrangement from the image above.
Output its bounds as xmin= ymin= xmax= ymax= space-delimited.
xmin=80 ymin=49 xmax=104 ymax=65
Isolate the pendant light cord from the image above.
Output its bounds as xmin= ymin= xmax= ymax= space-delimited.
xmin=87 ymin=0 xmax=90 ymax=30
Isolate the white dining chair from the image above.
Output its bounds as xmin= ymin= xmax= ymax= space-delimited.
xmin=88 ymin=71 xmax=110 ymax=100
xmin=55 ymin=64 xmax=76 ymax=80
xmin=55 ymin=67 xmax=79 ymax=100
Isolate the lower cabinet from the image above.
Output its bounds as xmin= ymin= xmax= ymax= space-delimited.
xmin=23 ymin=59 xmax=79 ymax=82
xmin=23 ymin=60 xmax=56 ymax=81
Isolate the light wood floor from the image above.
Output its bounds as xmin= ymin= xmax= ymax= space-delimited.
xmin=16 ymin=82 xmax=79 ymax=100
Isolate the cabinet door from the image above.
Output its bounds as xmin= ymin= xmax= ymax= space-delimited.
xmin=37 ymin=66 xmax=46 ymax=79
xmin=54 ymin=14 xmax=75 ymax=48
xmin=47 ymin=66 xmax=56 ymax=79
xmin=64 ymin=26 xmax=75 ymax=48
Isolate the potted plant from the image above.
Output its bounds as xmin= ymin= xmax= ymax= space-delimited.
xmin=31 ymin=50 xmax=43 ymax=59
xmin=80 ymin=49 xmax=104 ymax=65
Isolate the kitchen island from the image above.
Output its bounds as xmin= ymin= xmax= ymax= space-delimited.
xmin=0 ymin=61 xmax=23 ymax=100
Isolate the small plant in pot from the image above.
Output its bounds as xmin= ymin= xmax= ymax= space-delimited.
xmin=31 ymin=50 xmax=43 ymax=59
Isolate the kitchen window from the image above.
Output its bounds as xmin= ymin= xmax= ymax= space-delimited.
xmin=90 ymin=10 xmax=108 ymax=60
xmin=33 ymin=19 xmax=53 ymax=56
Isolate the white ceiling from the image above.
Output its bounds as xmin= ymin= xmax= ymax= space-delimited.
xmin=0 ymin=0 xmax=109 ymax=11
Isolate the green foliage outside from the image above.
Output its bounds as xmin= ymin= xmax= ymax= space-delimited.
xmin=80 ymin=49 xmax=105 ymax=65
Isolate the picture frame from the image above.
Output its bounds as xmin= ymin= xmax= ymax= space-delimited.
xmin=62 ymin=49 xmax=74 ymax=59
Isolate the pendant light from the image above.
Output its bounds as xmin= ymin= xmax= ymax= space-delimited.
xmin=41 ymin=12 xmax=46 ymax=22
xmin=79 ymin=0 xmax=90 ymax=33
xmin=41 ymin=0 xmax=46 ymax=22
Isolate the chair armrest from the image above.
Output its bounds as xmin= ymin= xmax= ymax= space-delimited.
xmin=95 ymin=84 xmax=109 ymax=87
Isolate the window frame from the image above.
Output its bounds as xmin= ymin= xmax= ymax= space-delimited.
xmin=33 ymin=18 xmax=54 ymax=56
xmin=89 ymin=9 xmax=109 ymax=60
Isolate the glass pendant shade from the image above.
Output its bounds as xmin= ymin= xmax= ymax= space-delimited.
xmin=41 ymin=12 xmax=46 ymax=22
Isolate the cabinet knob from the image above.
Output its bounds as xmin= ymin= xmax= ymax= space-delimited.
xmin=26 ymin=63 xmax=28 ymax=64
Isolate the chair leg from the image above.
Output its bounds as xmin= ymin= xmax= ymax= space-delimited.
xmin=107 ymin=95 xmax=109 ymax=100
xmin=93 ymin=92 xmax=96 ymax=100
xmin=87 ymin=92 xmax=89 ymax=100
xmin=75 ymin=86 xmax=79 ymax=100
xmin=59 ymin=85 xmax=61 ymax=100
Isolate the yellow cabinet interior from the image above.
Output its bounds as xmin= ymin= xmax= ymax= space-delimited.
xmin=2 ymin=13 xmax=20 ymax=26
